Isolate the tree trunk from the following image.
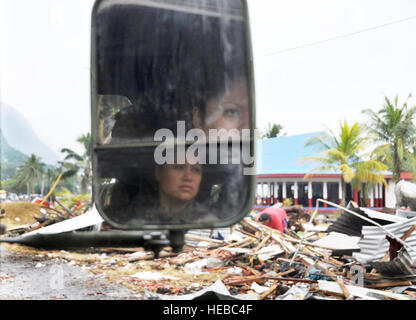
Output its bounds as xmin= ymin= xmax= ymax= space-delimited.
xmin=341 ymin=177 xmax=346 ymax=206
xmin=83 ymin=166 xmax=91 ymax=195
xmin=363 ymin=183 xmax=369 ymax=207
xmin=393 ymin=143 xmax=401 ymax=182
xmin=40 ymin=175 xmax=45 ymax=196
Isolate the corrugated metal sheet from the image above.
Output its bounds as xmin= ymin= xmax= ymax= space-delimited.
xmin=360 ymin=208 xmax=406 ymax=223
xmin=370 ymin=248 xmax=416 ymax=276
xmin=397 ymin=209 xmax=416 ymax=219
xmin=326 ymin=207 xmax=401 ymax=237
xmin=313 ymin=232 xmax=360 ymax=251
xmin=353 ymin=217 xmax=416 ymax=264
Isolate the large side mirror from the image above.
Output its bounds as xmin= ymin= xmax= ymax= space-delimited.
xmin=91 ymin=0 xmax=256 ymax=230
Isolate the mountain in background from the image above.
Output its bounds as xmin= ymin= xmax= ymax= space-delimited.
xmin=1 ymin=103 xmax=60 ymax=165
xmin=0 ymin=129 xmax=26 ymax=164
xmin=1 ymin=129 xmax=27 ymax=179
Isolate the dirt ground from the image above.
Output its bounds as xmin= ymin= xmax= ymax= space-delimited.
xmin=0 ymin=202 xmax=40 ymax=229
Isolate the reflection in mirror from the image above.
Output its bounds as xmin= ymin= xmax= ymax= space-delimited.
xmin=92 ymin=0 xmax=254 ymax=229
xmin=193 ymin=78 xmax=250 ymax=134
xmin=96 ymin=145 xmax=251 ymax=227
xmin=94 ymin=0 xmax=250 ymax=143
xmin=97 ymin=94 xmax=132 ymax=144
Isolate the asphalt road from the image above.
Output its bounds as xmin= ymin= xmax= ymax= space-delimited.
xmin=0 ymin=228 xmax=234 ymax=300
xmin=0 ymin=245 xmax=141 ymax=300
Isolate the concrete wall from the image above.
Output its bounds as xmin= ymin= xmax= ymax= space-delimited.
xmin=385 ymin=179 xmax=396 ymax=209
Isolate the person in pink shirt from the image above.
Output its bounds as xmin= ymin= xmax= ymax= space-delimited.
xmin=255 ymin=207 xmax=288 ymax=233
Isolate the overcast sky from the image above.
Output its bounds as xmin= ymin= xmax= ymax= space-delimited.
xmin=1 ymin=0 xmax=416 ymax=158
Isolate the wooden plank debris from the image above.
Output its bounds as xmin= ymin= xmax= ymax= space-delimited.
xmin=336 ymin=276 xmax=351 ymax=300
xmin=4 ymin=202 xmax=416 ymax=301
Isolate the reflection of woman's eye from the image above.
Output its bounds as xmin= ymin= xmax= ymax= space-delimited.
xmin=223 ymin=104 xmax=241 ymax=118
xmin=191 ymin=166 xmax=202 ymax=175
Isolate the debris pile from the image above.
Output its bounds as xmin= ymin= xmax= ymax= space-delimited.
xmin=3 ymin=199 xmax=92 ymax=236
xmin=1 ymin=200 xmax=416 ymax=300
xmin=167 ymin=215 xmax=416 ymax=300
xmin=284 ymin=205 xmax=315 ymax=233
xmin=148 ymin=202 xmax=416 ymax=300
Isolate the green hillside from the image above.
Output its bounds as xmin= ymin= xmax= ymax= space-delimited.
xmin=1 ymin=129 xmax=27 ymax=179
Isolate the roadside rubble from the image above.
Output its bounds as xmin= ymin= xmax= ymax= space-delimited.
xmin=1 ymin=200 xmax=416 ymax=300
xmin=3 ymin=200 xmax=95 ymax=236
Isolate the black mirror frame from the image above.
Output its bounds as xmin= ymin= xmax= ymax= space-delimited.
xmin=90 ymin=0 xmax=257 ymax=231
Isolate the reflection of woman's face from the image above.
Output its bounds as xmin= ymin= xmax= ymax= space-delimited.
xmin=193 ymin=81 xmax=249 ymax=132
xmin=156 ymin=163 xmax=202 ymax=207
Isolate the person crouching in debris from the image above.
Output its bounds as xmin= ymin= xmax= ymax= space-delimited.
xmin=255 ymin=207 xmax=288 ymax=233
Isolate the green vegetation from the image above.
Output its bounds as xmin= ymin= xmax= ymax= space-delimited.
xmin=15 ymin=154 xmax=46 ymax=194
xmin=301 ymin=93 xmax=416 ymax=205
xmin=362 ymin=94 xmax=416 ymax=182
xmin=0 ymin=129 xmax=27 ymax=180
xmin=60 ymin=133 xmax=92 ymax=194
xmin=301 ymin=121 xmax=388 ymax=206
xmin=1 ymin=133 xmax=91 ymax=200
xmin=55 ymin=187 xmax=92 ymax=215
xmin=263 ymin=122 xmax=285 ymax=138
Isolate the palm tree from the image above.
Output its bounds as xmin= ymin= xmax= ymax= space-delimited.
xmin=263 ymin=122 xmax=285 ymax=138
xmin=41 ymin=167 xmax=61 ymax=195
xmin=300 ymin=121 xmax=388 ymax=205
xmin=362 ymin=95 xmax=416 ymax=182
xmin=60 ymin=133 xmax=92 ymax=194
xmin=15 ymin=154 xmax=45 ymax=194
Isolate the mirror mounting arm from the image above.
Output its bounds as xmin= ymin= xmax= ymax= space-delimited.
xmin=0 ymin=231 xmax=186 ymax=257
xmin=169 ymin=230 xmax=186 ymax=253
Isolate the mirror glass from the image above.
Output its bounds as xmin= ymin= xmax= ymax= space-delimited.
xmin=92 ymin=0 xmax=255 ymax=229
